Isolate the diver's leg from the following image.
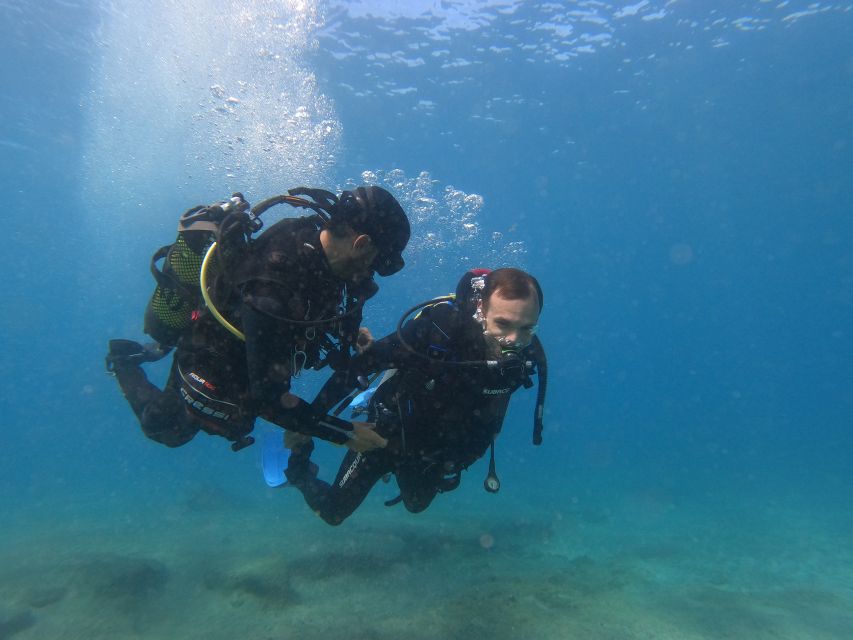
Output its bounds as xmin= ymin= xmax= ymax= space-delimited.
xmin=107 ymin=339 xmax=169 ymax=417
xmin=117 ymin=369 xmax=199 ymax=447
xmin=140 ymin=389 xmax=198 ymax=447
xmin=396 ymin=465 xmax=441 ymax=514
xmin=111 ymin=359 xmax=163 ymax=419
xmin=286 ymin=444 xmax=390 ymax=526
xmin=107 ymin=343 xmax=200 ymax=448
xmin=138 ymin=361 xmax=199 ymax=447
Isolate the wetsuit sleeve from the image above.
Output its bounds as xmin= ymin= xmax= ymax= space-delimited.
xmin=263 ymin=398 xmax=355 ymax=444
xmin=308 ymin=334 xmax=398 ymax=415
xmin=309 ymin=308 xmax=443 ymax=413
xmin=357 ymin=305 xmax=450 ymax=370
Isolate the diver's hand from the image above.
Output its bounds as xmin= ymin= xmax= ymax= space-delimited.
xmin=346 ymin=421 xmax=387 ymax=452
xmin=356 ymin=327 xmax=374 ymax=354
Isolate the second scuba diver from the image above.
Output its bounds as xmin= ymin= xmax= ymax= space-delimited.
xmin=283 ymin=267 xmax=548 ymax=525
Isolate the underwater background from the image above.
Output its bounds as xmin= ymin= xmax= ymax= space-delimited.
xmin=1 ymin=1 xmax=852 ymax=638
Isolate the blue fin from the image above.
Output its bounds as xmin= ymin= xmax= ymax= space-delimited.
xmin=261 ymin=432 xmax=291 ymax=488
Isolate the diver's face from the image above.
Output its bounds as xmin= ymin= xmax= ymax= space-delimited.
xmin=480 ymin=290 xmax=540 ymax=350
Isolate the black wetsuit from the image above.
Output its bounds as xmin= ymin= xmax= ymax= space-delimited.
xmin=113 ymin=215 xmax=372 ymax=449
xmin=289 ymin=301 xmax=534 ymax=525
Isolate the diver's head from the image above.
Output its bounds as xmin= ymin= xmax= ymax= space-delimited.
xmin=321 ymin=221 xmax=378 ymax=284
xmin=330 ymin=186 xmax=410 ymax=278
xmin=477 ymin=268 xmax=543 ymax=351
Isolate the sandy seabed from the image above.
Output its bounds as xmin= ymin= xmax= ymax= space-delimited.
xmin=2 ymin=477 xmax=852 ymax=640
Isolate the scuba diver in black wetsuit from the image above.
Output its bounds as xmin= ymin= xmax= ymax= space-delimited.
xmin=284 ymin=267 xmax=548 ymax=525
xmin=105 ymin=187 xmax=410 ymax=453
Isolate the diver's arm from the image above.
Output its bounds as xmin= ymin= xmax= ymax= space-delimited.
xmin=310 ymin=307 xmax=445 ymax=412
xmin=358 ymin=304 xmax=453 ymax=369
xmin=308 ymin=339 xmax=397 ymax=415
xmin=262 ymin=399 xmax=355 ymax=444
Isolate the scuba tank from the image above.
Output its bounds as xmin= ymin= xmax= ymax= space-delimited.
xmin=143 ymin=194 xmax=254 ymax=346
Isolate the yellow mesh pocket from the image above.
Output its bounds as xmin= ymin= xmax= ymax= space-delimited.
xmin=144 ymin=234 xmax=222 ymax=345
xmin=149 ymin=286 xmax=193 ymax=330
xmin=168 ymin=235 xmax=205 ymax=287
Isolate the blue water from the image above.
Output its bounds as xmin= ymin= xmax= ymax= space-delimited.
xmin=2 ymin=1 xmax=852 ymax=638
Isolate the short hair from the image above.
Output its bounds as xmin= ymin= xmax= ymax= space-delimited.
xmin=325 ymin=214 xmax=357 ymax=238
xmin=482 ymin=268 xmax=543 ymax=312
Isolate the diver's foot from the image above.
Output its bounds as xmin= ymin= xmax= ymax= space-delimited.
xmin=106 ymin=339 xmax=171 ymax=372
xmin=281 ymin=433 xmax=317 ymax=487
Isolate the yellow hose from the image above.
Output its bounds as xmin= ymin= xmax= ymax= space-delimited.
xmin=200 ymin=241 xmax=246 ymax=341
